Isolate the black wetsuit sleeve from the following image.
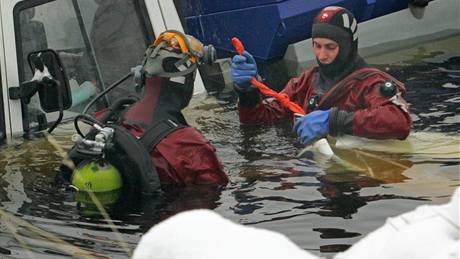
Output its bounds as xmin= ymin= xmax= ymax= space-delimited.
xmin=329 ymin=107 xmax=353 ymax=136
xmin=234 ymin=85 xmax=261 ymax=107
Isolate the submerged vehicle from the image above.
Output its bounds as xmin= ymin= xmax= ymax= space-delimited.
xmin=0 ymin=0 xmax=458 ymax=142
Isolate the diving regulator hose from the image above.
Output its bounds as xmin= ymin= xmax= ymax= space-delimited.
xmin=81 ymin=70 xmax=134 ymax=115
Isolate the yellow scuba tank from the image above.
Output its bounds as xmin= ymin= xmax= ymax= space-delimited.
xmin=71 ymin=160 xmax=123 ymax=193
xmin=71 ymin=160 xmax=123 ymax=206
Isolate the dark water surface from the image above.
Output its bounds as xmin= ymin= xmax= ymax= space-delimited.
xmin=0 ymin=35 xmax=459 ymax=258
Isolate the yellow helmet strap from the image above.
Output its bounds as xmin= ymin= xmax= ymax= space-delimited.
xmin=153 ymin=30 xmax=198 ymax=63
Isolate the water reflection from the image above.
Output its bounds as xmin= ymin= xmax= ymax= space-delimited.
xmin=375 ymin=47 xmax=460 ymax=133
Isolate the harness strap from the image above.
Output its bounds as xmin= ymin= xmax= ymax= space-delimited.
xmin=106 ymin=126 xmax=161 ymax=195
xmin=318 ymin=68 xmax=382 ymax=109
xmin=140 ymin=119 xmax=187 ymax=152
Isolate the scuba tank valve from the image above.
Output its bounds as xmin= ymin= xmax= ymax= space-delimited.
xmin=70 ymin=124 xmax=123 ymax=204
xmin=75 ymin=124 xmax=114 ymax=156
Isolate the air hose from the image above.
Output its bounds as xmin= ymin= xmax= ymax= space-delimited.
xmin=82 ymin=71 xmax=133 ymax=115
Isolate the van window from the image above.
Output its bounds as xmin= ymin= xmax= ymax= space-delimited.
xmin=15 ymin=0 xmax=151 ymax=131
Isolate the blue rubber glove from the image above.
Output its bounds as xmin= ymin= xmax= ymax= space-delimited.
xmin=293 ymin=109 xmax=330 ymax=145
xmin=231 ymin=51 xmax=258 ymax=90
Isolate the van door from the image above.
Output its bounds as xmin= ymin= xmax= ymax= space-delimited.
xmin=0 ymin=6 xmax=5 ymax=143
xmin=4 ymin=0 xmax=153 ymax=136
xmin=1 ymin=0 xmax=24 ymax=138
xmin=0 ymin=67 xmax=5 ymax=143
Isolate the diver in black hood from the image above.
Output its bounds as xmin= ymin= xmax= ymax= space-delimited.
xmin=231 ymin=6 xmax=411 ymax=145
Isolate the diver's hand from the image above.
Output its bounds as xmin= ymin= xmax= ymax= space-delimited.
xmin=293 ymin=109 xmax=330 ymax=145
xmin=231 ymin=51 xmax=258 ymax=91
